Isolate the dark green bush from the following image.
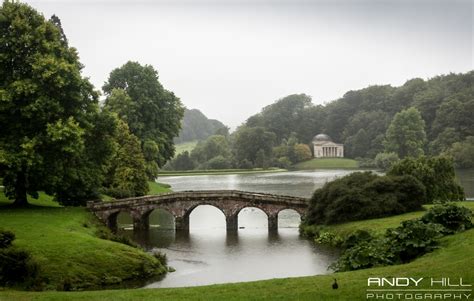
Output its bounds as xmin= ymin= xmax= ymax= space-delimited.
xmin=152 ymin=250 xmax=168 ymax=265
xmin=0 ymin=229 xmax=15 ymax=249
xmin=388 ymin=156 xmax=465 ymax=203
xmin=386 ymin=220 xmax=443 ymax=263
xmin=0 ymin=247 xmax=39 ymax=286
xmin=331 ymin=237 xmax=394 ymax=272
xmin=421 ymin=204 xmax=473 ymax=234
xmin=306 ymin=172 xmax=426 ymax=225
xmin=341 ymin=229 xmax=373 ymax=249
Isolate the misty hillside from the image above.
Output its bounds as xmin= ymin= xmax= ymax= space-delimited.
xmin=175 ymin=108 xmax=227 ymax=143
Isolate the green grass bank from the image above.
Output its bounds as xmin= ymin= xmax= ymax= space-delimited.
xmin=0 ymin=181 xmax=172 ymax=291
xmin=1 ymin=222 xmax=473 ymax=300
xmin=292 ymin=158 xmax=359 ymax=170
xmin=1 ymin=201 xmax=473 ymax=300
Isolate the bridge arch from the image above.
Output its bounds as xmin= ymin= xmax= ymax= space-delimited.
xmin=186 ymin=204 xmax=227 ymax=230
xmin=237 ymin=206 xmax=269 ymax=229
xmin=277 ymin=208 xmax=302 ymax=228
xmin=141 ymin=207 xmax=176 ymax=230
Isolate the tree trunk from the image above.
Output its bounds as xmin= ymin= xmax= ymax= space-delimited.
xmin=13 ymin=172 xmax=28 ymax=207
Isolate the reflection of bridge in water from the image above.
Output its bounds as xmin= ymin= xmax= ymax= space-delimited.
xmin=87 ymin=190 xmax=309 ymax=232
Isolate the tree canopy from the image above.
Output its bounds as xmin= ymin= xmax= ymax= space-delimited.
xmin=384 ymin=107 xmax=427 ymax=158
xmin=103 ymin=61 xmax=184 ymax=179
xmin=0 ymin=1 xmax=110 ymax=206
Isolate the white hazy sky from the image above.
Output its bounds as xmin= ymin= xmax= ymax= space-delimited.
xmin=26 ymin=0 xmax=473 ymax=128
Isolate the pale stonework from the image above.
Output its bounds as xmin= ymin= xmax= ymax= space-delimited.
xmin=312 ymin=134 xmax=344 ymax=158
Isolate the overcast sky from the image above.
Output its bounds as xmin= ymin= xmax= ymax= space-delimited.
xmin=26 ymin=0 xmax=473 ymax=128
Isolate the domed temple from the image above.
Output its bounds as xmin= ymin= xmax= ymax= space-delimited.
xmin=312 ymin=134 xmax=344 ymax=158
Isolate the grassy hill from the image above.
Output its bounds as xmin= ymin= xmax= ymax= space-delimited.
xmin=174 ymin=141 xmax=198 ymax=156
xmin=1 ymin=202 xmax=473 ymax=300
xmin=0 ymin=181 xmax=172 ymax=291
xmin=292 ymin=158 xmax=359 ymax=170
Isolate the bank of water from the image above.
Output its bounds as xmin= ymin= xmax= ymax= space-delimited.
xmin=118 ymin=169 xmax=473 ymax=288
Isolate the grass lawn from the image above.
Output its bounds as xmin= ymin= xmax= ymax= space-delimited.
xmin=0 ymin=182 xmax=171 ymax=291
xmin=292 ymin=158 xmax=359 ymax=170
xmin=174 ymin=141 xmax=198 ymax=156
xmin=147 ymin=181 xmax=172 ymax=195
xmin=1 ymin=225 xmax=473 ymax=300
xmin=1 ymin=202 xmax=473 ymax=300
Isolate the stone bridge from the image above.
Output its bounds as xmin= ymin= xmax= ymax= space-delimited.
xmin=87 ymin=190 xmax=309 ymax=232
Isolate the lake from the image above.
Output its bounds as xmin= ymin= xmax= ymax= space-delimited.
xmin=118 ymin=168 xmax=474 ymax=288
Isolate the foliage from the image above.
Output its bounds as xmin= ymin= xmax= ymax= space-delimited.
xmin=0 ymin=1 xmax=112 ymax=206
xmin=242 ymin=72 xmax=474 ymax=160
xmin=388 ymin=156 xmax=465 ymax=203
xmin=386 ymin=220 xmax=443 ymax=263
xmin=175 ymin=108 xmax=227 ymax=143
xmin=232 ymin=126 xmax=276 ymax=168
xmin=446 ymin=136 xmax=474 ymax=168
xmin=0 ymin=229 xmax=15 ymax=248
xmin=191 ymin=135 xmax=231 ymax=164
xmin=374 ymin=152 xmax=399 ymax=170
xmin=103 ymin=117 xmax=148 ymax=199
xmin=171 ymin=151 xmax=195 ymax=171
xmin=331 ymin=237 xmax=394 ymax=271
xmin=314 ymin=231 xmax=343 ymax=247
xmin=246 ymin=94 xmax=316 ymax=142
xmin=340 ymin=229 xmax=374 ymax=249
xmin=103 ymin=61 xmax=184 ymax=178
xmin=0 ymin=230 xmax=38 ymax=287
xmin=332 ymin=203 xmax=472 ymax=272
xmin=421 ymin=203 xmax=473 ymax=234
xmin=205 ymin=155 xmax=232 ymax=170
xmin=384 ymin=107 xmax=427 ymax=158
xmin=306 ymin=172 xmax=425 ymax=225
xmin=333 ymin=219 xmax=444 ymax=271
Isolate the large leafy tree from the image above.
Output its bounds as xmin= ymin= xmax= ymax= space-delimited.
xmin=384 ymin=107 xmax=427 ymax=158
xmin=103 ymin=62 xmax=184 ymax=179
xmin=232 ymin=126 xmax=276 ymax=167
xmin=0 ymin=1 xmax=109 ymax=206
xmin=103 ymin=117 xmax=148 ymax=198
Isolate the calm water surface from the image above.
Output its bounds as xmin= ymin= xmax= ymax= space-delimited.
xmin=118 ymin=169 xmax=473 ymax=288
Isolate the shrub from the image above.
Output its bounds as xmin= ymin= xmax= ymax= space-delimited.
xmin=0 ymin=229 xmax=15 ymax=249
xmin=315 ymin=232 xmax=343 ymax=247
xmin=341 ymin=229 xmax=373 ymax=250
xmin=375 ymin=152 xmax=399 ymax=170
xmin=421 ymin=203 xmax=473 ymax=234
xmin=306 ymin=172 xmax=425 ymax=225
xmin=331 ymin=238 xmax=394 ymax=272
xmin=0 ymin=231 xmax=39 ymax=287
xmin=386 ymin=220 xmax=443 ymax=263
xmin=205 ymin=155 xmax=232 ymax=169
xmin=388 ymin=156 xmax=465 ymax=203
xmin=152 ymin=250 xmax=168 ymax=265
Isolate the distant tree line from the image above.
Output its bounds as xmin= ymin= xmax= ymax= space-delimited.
xmin=168 ymin=72 xmax=473 ymax=171
xmin=237 ymin=73 xmax=474 ymax=169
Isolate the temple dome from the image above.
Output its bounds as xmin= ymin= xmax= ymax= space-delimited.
xmin=313 ymin=133 xmax=332 ymax=142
